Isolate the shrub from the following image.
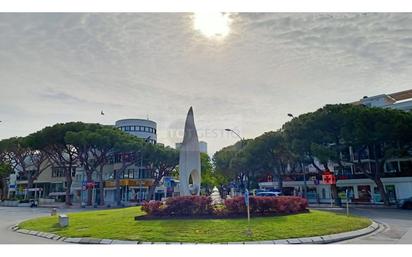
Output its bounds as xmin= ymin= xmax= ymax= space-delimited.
xmin=165 ymin=196 xmax=213 ymax=216
xmin=141 ymin=196 xmax=307 ymax=217
xmin=142 ymin=196 xmax=213 ymax=216
xmin=141 ymin=200 xmax=163 ymax=216
xmin=224 ymin=197 xmax=246 ymax=214
xmin=224 ymin=196 xmax=307 ymax=215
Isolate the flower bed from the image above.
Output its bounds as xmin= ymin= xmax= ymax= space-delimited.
xmin=139 ymin=195 xmax=308 ymax=219
xmin=225 ymin=196 xmax=308 ymax=215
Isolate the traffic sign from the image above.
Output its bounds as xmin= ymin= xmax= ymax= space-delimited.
xmin=244 ymin=189 xmax=249 ymax=207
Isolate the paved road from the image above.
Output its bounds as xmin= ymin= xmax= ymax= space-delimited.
xmin=0 ymin=206 xmax=82 ymax=244
xmin=1 ymin=206 xmax=411 ymax=244
xmin=339 ymin=207 xmax=412 ymax=244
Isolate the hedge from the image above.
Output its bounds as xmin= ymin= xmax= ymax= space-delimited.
xmin=224 ymin=196 xmax=308 ymax=215
xmin=142 ymin=195 xmax=307 ymax=217
xmin=142 ymin=196 xmax=213 ymax=216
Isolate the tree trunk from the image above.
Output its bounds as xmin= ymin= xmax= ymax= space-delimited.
xmin=115 ymin=170 xmax=121 ymax=206
xmin=65 ymin=169 xmax=72 ymax=206
xmin=278 ymin=174 xmax=283 ymax=192
xmin=86 ymin=171 xmax=93 ymax=206
xmin=330 ymin=184 xmax=339 ymax=205
xmin=99 ymin=167 xmax=105 ymax=206
xmin=374 ymin=177 xmax=389 ymax=206
xmin=147 ymin=185 xmax=156 ymax=200
xmin=27 ymin=173 xmax=34 ymax=200
xmin=0 ymin=178 xmax=6 ymax=200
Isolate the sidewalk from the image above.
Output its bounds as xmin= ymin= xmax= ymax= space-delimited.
xmin=309 ymin=203 xmax=398 ymax=209
xmin=398 ymin=228 xmax=412 ymax=244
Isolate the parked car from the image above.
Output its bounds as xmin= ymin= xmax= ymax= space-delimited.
xmin=256 ymin=191 xmax=282 ymax=197
xmin=398 ymin=197 xmax=412 ymax=209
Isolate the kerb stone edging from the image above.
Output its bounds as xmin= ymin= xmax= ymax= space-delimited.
xmin=10 ymin=220 xmax=379 ymax=245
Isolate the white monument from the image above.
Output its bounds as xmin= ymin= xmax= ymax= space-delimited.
xmin=179 ymin=107 xmax=201 ymax=196
xmin=210 ymin=186 xmax=223 ymax=205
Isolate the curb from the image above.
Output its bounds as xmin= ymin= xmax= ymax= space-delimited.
xmin=11 ymin=220 xmax=379 ymax=244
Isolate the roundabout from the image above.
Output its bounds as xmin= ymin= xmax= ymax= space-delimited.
xmin=17 ymin=207 xmax=374 ymax=244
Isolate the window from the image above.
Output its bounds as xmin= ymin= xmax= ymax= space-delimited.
xmin=114 ymin=154 xmax=121 ymax=163
xmin=52 ymin=167 xmax=65 ymax=177
xmin=131 ymin=126 xmax=135 ymax=131
xmin=385 ymin=161 xmax=399 ymax=173
xmin=133 ymin=170 xmax=139 ymax=179
xmin=124 ymin=169 xmax=134 ymax=179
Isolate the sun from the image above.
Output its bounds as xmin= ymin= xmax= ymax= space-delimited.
xmin=192 ymin=12 xmax=232 ymax=39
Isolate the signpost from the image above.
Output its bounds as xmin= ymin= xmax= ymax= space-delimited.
xmin=244 ymin=189 xmax=252 ymax=236
xmin=345 ymin=189 xmax=350 ymax=216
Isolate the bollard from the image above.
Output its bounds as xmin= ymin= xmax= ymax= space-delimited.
xmin=58 ymin=214 xmax=69 ymax=227
xmin=51 ymin=208 xmax=57 ymax=216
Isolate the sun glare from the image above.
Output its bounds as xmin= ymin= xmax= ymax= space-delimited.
xmin=193 ymin=12 xmax=232 ymax=39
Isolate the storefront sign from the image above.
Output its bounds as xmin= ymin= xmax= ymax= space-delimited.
xmin=104 ymin=179 xmax=154 ymax=188
xmin=322 ymin=174 xmax=336 ymax=184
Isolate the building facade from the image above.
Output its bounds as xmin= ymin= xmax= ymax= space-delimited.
xmin=11 ymin=117 xmax=167 ymax=205
xmin=115 ymin=119 xmax=157 ymax=144
xmin=259 ymin=89 xmax=412 ymax=204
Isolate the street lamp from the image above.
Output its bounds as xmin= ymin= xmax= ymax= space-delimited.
xmin=287 ymin=113 xmax=294 ymax=118
xmin=225 ymin=128 xmax=248 ymax=192
xmin=225 ymin=128 xmax=243 ymax=141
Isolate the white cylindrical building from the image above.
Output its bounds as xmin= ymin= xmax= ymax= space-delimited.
xmin=115 ymin=119 xmax=157 ymax=144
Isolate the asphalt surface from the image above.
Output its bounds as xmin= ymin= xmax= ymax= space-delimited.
xmin=0 ymin=206 xmax=82 ymax=244
xmin=338 ymin=207 xmax=412 ymax=244
xmin=1 ymin=206 xmax=411 ymax=244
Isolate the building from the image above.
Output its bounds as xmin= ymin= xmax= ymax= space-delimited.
xmin=11 ymin=117 xmax=162 ymax=205
xmin=259 ymin=89 xmax=412 ymax=204
xmin=115 ymin=118 xmax=157 ymax=144
xmin=72 ymin=118 xmax=159 ymax=204
xmin=352 ymin=89 xmax=412 ymax=111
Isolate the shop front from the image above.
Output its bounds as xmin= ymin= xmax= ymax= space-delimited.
xmin=104 ymin=179 xmax=154 ymax=203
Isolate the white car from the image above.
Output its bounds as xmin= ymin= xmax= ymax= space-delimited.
xmin=255 ymin=191 xmax=282 ymax=197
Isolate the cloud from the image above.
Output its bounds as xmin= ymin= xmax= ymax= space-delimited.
xmin=1 ymin=13 xmax=412 ymax=154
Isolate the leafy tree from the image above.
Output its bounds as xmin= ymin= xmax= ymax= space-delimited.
xmin=0 ymin=137 xmax=50 ymax=199
xmin=26 ymin=122 xmax=91 ymax=205
xmin=212 ymin=140 xmax=251 ymax=191
xmin=65 ymin=124 xmax=127 ymax=206
xmin=0 ymin=161 xmax=12 ymax=200
xmin=200 ymin=153 xmax=221 ymax=193
xmin=111 ymin=133 xmax=145 ymax=206
xmin=341 ymin=105 xmax=412 ymax=205
xmin=283 ymin=104 xmax=412 ymax=206
xmin=283 ymin=105 xmax=351 ymax=202
xmin=243 ymin=131 xmax=297 ymax=191
xmin=144 ymin=144 xmax=179 ymax=200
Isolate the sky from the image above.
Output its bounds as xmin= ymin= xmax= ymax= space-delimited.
xmin=1 ymin=13 xmax=412 ymax=155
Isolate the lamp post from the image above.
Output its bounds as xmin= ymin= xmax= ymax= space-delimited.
xmin=225 ymin=128 xmax=248 ymax=193
xmin=225 ymin=128 xmax=243 ymax=143
xmin=137 ymin=136 xmax=152 ymax=203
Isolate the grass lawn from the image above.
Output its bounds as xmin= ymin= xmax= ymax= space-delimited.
xmin=19 ymin=208 xmax=371 ymax=243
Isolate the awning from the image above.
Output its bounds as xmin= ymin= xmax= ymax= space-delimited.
xmin=49 ymin=192 xmax=70 ymax=196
